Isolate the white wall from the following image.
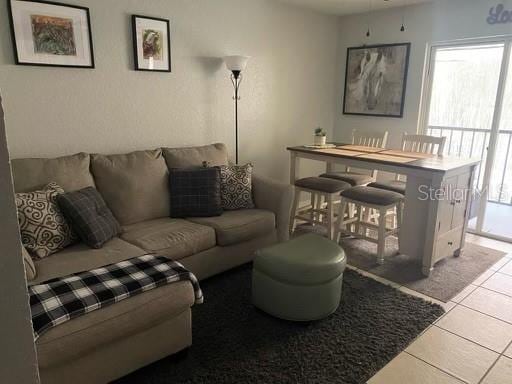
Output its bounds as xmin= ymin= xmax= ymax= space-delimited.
xmin=334 ymin=0 xmax=512 ymax=150
xmin=0 ymin=0 xmax=339 ymax=181
xmin=0 ymin=94 xmax=39 ymax=383
xmin=0 ymin=2 xmax=339 ymax=379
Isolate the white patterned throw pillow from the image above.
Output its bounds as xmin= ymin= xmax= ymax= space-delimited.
xmin=16 ymin=182 xmax=77 ymax=258
xmin=220 ymin=164 xmax=255 ymax=210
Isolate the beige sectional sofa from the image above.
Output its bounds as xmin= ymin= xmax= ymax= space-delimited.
xmin=13 ymin=143 xmax=293 ymax=384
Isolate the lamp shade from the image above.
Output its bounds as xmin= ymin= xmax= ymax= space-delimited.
xmin=223 ymin=55 xmax=250 ymax=72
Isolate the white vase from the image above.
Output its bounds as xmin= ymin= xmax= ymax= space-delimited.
xmin=314 ymin=135 xmax=326 ymax=146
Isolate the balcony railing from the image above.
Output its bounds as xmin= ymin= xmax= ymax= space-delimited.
xmin=427 ymin=126 xmax=512 ymax=205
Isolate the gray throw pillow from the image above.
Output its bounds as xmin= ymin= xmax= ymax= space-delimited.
xmin=16 ymin=182 xmax=77 ymax=258
xmin=220 ymin=164 xmax=255 ymax=210
xmin=57 ymin=187 xmax=121 ymax=249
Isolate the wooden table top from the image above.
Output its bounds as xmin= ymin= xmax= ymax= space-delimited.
xmin=287 ymin=144 xmax=481 ymax=173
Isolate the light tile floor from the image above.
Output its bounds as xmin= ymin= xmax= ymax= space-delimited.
xmin=365 ymin=234 xmax=512 ymax=384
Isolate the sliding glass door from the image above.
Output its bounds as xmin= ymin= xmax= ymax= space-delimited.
xmin=422 ymin=38 xmax=512 ymax=242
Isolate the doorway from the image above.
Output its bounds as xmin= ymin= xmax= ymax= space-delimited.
xmin=422 ymin=38 xmax=512 ymax=242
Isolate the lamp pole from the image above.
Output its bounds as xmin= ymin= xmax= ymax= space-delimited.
xmin=230 ymin=70 xmax=241 ymax=164
xmin=224 ymin=55 xmax=249 ymax=165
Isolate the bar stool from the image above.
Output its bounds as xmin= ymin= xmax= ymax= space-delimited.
xmin=368 ymin=133 xmax=446 ymax=195
xmin=290 ymin=177 xmax=351 ymax=240
xmin=334 ymin=186 xmax=404 ymax=264
xmin=320 ymin=130 xmax=388 ymax=186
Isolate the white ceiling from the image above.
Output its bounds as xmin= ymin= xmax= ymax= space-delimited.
xmin=276 ymin=0 xmax=433 ymax=16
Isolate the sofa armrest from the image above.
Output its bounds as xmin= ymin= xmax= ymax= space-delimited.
xmin=252 ymin=174 xmax=294 ymax=241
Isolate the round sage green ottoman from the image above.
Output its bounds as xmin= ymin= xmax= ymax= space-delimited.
xmin=252 ymin=233 xmax=346 ymax=321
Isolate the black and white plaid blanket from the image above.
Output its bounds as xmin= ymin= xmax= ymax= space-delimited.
xmin=29 ymin=254 xmax=203 ymax=340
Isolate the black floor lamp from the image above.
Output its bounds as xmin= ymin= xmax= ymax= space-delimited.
xmin=223 ymin=55 xmax=249 ymax=164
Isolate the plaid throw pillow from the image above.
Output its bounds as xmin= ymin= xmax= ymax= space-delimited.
xmin=57 ymin=187 xmax=121 ymax=249
xmin=16 ymin=182 xmax=77 ymax=258
xmin=169 ymin=167 xmax=222 ymax=217
xmin=220 ymin=164 xmax=255 ymax=210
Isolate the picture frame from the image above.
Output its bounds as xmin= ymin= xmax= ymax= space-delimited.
xmin=343 ymin=42 xmax=411 ymax=118
xmin=131 ymin=15 xmax=171 ymax=72
xmin=7 ymin=0 xmax=94 ymax=68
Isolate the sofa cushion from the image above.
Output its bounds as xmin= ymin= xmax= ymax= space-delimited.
xmin=57 ymin=187 xmax=122 ymax=249
xmin=169 ymin=167 xmax=223 ymax=218
xmin=11 ymin=152 xmax=95 ymax=193
xmin=162 ymin=143 xmax=229 ymax=169
xmin=16 ymin=182 xmax=77 ymax=258
xmin=30 ymin=238 xmax=146 ymax=285
xmin=121 ymin=218 xmax=216 ymax=260
xmin=91 ymin=150 xmax=170 ymax=225
xmin=36 ymin=280 xmax=194 ymax=369
xmin=187 ymin=209 xmax=276 ymax=246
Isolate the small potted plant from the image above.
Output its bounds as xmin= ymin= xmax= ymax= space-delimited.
xmin=314 ymin=127 xmax=327 ymax=146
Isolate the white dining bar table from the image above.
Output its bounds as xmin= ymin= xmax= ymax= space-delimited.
xmin=287 ymin=144 xmax=481 ymax=276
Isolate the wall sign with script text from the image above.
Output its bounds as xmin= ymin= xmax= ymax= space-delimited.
xmin=487 ymin=4 xmax=512 ymax=24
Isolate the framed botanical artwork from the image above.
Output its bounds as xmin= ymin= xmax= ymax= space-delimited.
xmin=7 ymin=0 xmax=94 ymax=68
xmin=132 ymin=15 xmax=171 ymax=72
xmin=343 ymin=42 xmax=411 ymax=118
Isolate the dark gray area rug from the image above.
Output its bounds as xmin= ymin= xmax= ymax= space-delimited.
xmin=294 ymin=225 xmax=506 ymax=302
xmin=115 ymin=265 xmax=443 ymax=384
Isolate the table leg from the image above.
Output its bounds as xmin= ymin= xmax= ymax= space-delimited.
xmin=421 ymin=174 xmax=444 ymax=276
xmin=400 ymin=174 xmax=442 ymax=277
xmin=458 ymin=165 xmax=477 ymax=256
xmin=290 ymin=152 xmax=299 ymax=184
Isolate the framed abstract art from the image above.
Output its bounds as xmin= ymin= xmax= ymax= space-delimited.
xmin=8 ymin=0 xmax=94 ymax=68
xmin=343 ymin=42 xmax=411 ymax=118
xmin=131 ymin=15 xmax=171 ymax=72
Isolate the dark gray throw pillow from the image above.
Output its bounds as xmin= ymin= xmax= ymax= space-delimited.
xmin=57 ymin=187 xmax=121 ymax=249
xmin=169 ymin=167 xmax=222 ymax=218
